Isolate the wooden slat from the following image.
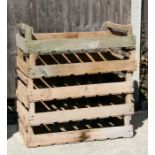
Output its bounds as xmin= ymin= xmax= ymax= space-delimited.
xmin=40 ymin=78 xmax=51 ymax=88
xmin=34 ymin=31 xmax=109 ymax=40
xmin=62 ymin=54 xmax=72 ymax=63
xmin=37 ymin=56 xmax=47 ymax=65
xmin=49 ymin=54 xmax=60 ymax=64
xmin=22 ymin=104 xmax=134 ymax=126
xmin=102 ymin=21 xmax=132 ymax=35
xmin=29 ymin=60 xmax=136 ymax=78
xmin=19 ymin=119 xmax=29 ymax=145
xmin=17 ymin=100 xmax=28 ymax=123
xmin=125 ymin=72 xmax=133 ymax=126
xmin=108 ymin=50 xmax=124 ymax=59
xmin=33 ymin=83 xmax=51 ymax=111
xmin=17 ymin=35 xmax=135 ymax=54
xmin=85 ymin=53 xmax=95 ymax=62
xmin=74 ymin=54 xmax=83 ymax=63
xmin=27 ymin=82 xmax=133 ymax=102
xmin=16 ymin=80 xmax=29 ymax=107
xmin=17 ymin=69 xmax=29 ymax=85
xmin=16 ymin=33 xmax=27 ymax=52
xmin=97 ymin=52 xmax=107 ymax=60
xmin=17 ymin=56 xmax=29 ymax=76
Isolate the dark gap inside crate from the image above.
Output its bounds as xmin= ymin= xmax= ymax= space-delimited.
xmin=33 ymin=117 xmax=124 ymax=134
xmin=65 ymin=54 xmax=80 ymax=63
xmin=89 ymin=53 xmax=103 ymax=61
xmin=35 ymin=50 xmax=130 ymax=66
xmin=33 ymin=72 xmax=126 ymax=89
xmin=23 ymin=54 xmax=28 ymax=62
xmin=35 ymin=94 xmax=126 ymax=113
xmin=76 ymin=53 xmax=91 ymax=62
xmin=38 ymin=55 xmax=56 ymax=65
xmin=100 ymin=51 xmax=122 ymax=60
xmin=19 ymin=30 xmax=25 ymax=38
xmin=109 ymin=28 xmax=128 ymax=36
xmin=53 ymin=54 xmax=69 ymax=64
xmin=102 ymin=52 xmax=118 ymax=60
xmin=17 ymin=78 xmax=27 ymax=87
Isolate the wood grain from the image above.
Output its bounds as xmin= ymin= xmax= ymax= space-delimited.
xmin=17 ymin=100 xmax=134 ymax=126
xmin=27 ymin=81 xmax=133 ymax=102
xmin=29 ymin=60 xmax=136 ymax=78
xmin=8 ymin=0 xmax=132 ymax=97
xmin=19 ymin=119 xmax=133 ymax=148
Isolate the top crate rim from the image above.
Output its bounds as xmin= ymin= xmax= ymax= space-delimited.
xmin=16 ymin=21 xmax=136 ymax=55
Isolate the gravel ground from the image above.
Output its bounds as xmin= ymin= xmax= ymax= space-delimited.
xmin=7 ymin=111 xmax=148 ymax=155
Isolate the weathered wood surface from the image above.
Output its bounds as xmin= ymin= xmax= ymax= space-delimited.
xmin=16 ymin=34 xmax=135 ymax=54
xmin=16 ymin=80 xmax=28 ymax=106
xmin=19 ymin=119 xmax=133 ymax=148
xmin=8 ymin=0 xmax=132 ymax=98
xmin=17 ymin=100 xmax=134 ymax=126
xmin=29 ymin=60 xmax=136 ymax=78
xmin=27 ymin=82 xmax=133 ymax=102
xmin=16 ymin=50 xmax=136 ymax=79
xmin=16 ymin=79 xmax=133 ymax=103
xmin=34 ymin=31 xmax=109 ymax=40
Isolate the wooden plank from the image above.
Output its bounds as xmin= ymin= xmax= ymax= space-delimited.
xmin=17 ymin=56 xmax=29 ymax=76
xmin=17 ymin=35 xmax=135 ymax=54
xmin=27 ymin=82 xmax=133 ymax=102
xmin=34 ymin=31 xmax=109 ymax=40
xmin=28 ymin=53 xmax=36 ymax=114
xmin=103 ymin=21 xmax=132 ymax=35
xmin=19 ymin=119 xmax=29 ymax=145
xmin=17 ymin=69 xmax=29 ymax=85
xmin=17 ymin=101 xmax=28 ymax=124
xmin=29 ymin=60 xmax=136 ymax=78
xmin=125 ymin=72 xmax=133 ymax=125
xmin=21 ymin=124 xmax=133 ymax=147
xmin=16 ymin=80 xmax=29 ymax=107
xmin=25 ymin=104 xmax=134 ymax=126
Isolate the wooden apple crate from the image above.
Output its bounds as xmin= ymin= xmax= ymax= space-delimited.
xmin=16 ymin=73 xmax=134 ymax=126
xmin=19 ymin=116 xmax=133 ymax=148
xmin=16 ymin=22 xmax=136 ymax=147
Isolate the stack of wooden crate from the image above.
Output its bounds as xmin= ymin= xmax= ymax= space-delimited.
xmin=16 ymin=22 xmax=136 ymax=148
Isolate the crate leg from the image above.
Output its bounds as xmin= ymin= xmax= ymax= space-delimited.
xmin=125 ymin=72 xmax=133 ymax=126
